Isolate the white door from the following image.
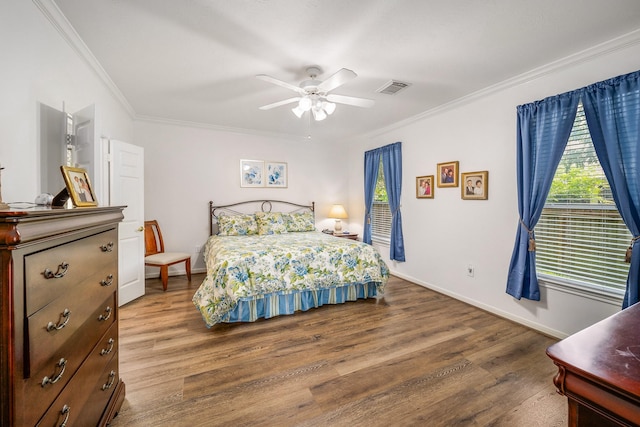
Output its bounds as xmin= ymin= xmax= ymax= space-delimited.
xmin=110 ymin=140 xmax=145 ymax=306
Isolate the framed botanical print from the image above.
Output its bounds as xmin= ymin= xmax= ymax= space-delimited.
xmin=240 ymin=159 xmax=264 ymax=187
xmin=265 ymin=161 xmax=287 ymax=188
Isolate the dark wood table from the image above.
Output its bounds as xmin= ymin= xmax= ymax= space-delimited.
xmin=546 ymin=303 xmax=640 ymax=426
xmin=331 ymin=232 xmax=359 ymax=240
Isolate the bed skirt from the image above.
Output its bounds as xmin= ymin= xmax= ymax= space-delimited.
xmin=219 ymin=282 xmax=381 ymax=323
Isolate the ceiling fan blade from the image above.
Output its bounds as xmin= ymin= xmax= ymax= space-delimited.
xmin=256 ymin=74 xmax=306 ymax=94
xmin=259 ymin=97 xmax=301 ymax=110
xmin=326 ymin=94 xmax=375 ymax=108
xmin=317 ymin=68 xmax=357 ymax=93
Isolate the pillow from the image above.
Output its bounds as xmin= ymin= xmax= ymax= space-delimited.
xmin=217 ymin=214 xmax=258 ymax=236
xmin=255 ymin=212 xmax=288 ymax=235
xmin=286 ymin=212 xmax=315 ymax=232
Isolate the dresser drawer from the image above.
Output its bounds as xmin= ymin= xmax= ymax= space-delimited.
xmin=35 ymin=322 xmax=118 ymax=427
xmin=27 ymin=291 xmax=116 ymax=376
xmin=25 ymin=229 xmax=117 ymax=316
xmin=71 ymin=354 xmax=120 ymax=426
xmin=22 ymin=301 xmax=118 ymax=425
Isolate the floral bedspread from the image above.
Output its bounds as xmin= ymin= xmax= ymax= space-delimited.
xmin=192 ymin=231 xmax=389 ymax=326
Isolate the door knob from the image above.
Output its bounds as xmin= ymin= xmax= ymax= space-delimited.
xmin=137 ymin=226 xmax=144 ymax=232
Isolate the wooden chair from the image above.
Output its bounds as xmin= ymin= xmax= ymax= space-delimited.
xmin=144 ymin=220 xmax=191 ymax=291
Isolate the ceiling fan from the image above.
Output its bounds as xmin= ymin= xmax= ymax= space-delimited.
xmin=257 ymin=67 xmax=375 ymax=121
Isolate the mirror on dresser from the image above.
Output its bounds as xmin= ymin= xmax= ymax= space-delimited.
xmin=38 ymin=102 xmax=97 ymax=198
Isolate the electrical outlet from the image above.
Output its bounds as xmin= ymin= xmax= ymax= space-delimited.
xmin=195 ymin=245 xmax=202 ymax=253
xmin=466 ymin=264 xmax=475 ymax=277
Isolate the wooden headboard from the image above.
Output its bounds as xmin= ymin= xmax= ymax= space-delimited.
xmin=209 ymin=200 xmax=315 ymax=236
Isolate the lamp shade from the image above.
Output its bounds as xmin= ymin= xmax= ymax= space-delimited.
xmin=328 ymin=204 xmax=348 ymax=219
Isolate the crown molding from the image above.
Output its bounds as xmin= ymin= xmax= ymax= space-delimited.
xmin=134 ymin=114 xmax=315 ymax=143
xmin=32 ymin=0 xmax=136 ymax=118
xmin=359 ymin=28 xmax=640 ymax=142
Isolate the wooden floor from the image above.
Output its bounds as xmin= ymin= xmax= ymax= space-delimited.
xmin=110 ymin=274 xmax=567 ymax=427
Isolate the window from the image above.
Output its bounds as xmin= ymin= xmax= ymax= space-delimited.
xmin=371 ymin=160 xmax=391 ymax=240
xmin=535 ymin=103 xmax=630 ymax=297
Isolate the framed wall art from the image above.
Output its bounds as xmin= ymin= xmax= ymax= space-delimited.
xmin=240 ymin=159 xmax=264 ymax=187
xmin=416 ymin=175 xmax=434 ymax=199
xmin=265 ymin=161 xmax=287 ymax=188
xmin=60 ymin=165 xmax=98 ymax=207
xmin=437 ymin=161 xmax=459 ymax=187
xmin=461 ymin=170 xmax=489 ymax=200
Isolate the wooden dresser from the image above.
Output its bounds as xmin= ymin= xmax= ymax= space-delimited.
xmin=0 ymin=206 xmax=126 ymax=426
xmin=546 ymin=303 xmax=640 ymax=426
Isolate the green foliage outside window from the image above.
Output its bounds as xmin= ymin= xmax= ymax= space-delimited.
xmin=546 ymin=105 xmax=612 ymax=205
xmin=547 ymin=167 xmax=612 ymax=204
xmin=374 ymin=160 xmax=388 ymax=202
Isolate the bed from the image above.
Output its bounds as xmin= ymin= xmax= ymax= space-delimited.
xmin=192 ymin=200 xmax=389 ymax=327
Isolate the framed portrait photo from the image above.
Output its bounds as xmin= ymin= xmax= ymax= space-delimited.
xmin=437 ymin=161 xmax=459 ymax=187
xmin=240 ymin=159 xmax=264 ymax=187
xmin=416 ymin=175 xmax=434 ymax=199
xmin=461 ymin=170 xmax=489 ymax=200
xmin=60 ymin=165 xmax=98 ymax=207
xmin=265 ymin=161 xmax=287 ymax=188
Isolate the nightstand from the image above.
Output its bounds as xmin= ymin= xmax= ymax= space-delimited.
xmin=333 ymin=232 xmax=359 ymax=240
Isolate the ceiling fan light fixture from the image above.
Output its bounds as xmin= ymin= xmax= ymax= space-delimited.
xmin=292 ymin=105 xmax=305 ymax=118
xmin=324 ymin=101 xmax=336 ymax=115
xmin=312 ymin=108 xmax=327 ymax=121
xmin=258 ymin=67 xmax=373 ymax=122
xmin=298 ymin=96 xmax=312 ymax=111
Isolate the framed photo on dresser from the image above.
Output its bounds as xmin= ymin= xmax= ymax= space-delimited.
xmin=61 ymin=165 xmax=98 ymax=207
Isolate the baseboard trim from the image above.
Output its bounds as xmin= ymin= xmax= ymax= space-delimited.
xmin=388 ymin=269 xmax=568 ymax=340
xmin=145 ymin=267 xmax=206 ymax=280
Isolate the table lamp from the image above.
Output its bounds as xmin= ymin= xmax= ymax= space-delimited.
xmin=328 ymin=204 xmax=348 ymax=233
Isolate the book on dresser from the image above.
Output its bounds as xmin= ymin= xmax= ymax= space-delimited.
xmin=0 ymin=206 xmax=126 ymax=426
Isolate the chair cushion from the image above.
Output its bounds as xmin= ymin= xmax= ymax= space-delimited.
xmin=145 ymin=252 xmax=190 ymax=264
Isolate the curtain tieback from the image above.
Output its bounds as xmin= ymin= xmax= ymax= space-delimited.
xmin=625 ymin=235 xmax=640 ymax=263
xmin=519 ymin=219 xmax=536 ymax=252
xmin=366 ymin=213 xmax=371 ymax=225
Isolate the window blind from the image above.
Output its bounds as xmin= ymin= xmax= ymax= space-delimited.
xmin=371 ymin=201 xmax=392 ymax=239
xmin=536 ymin=103 xmax=630 ymax=292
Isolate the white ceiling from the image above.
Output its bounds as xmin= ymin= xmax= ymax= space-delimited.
xmin=52 ymin=0 xmax=640 ymax=143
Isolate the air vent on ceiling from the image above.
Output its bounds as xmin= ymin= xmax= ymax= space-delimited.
xmin=376 ymin=80 xmax=411 ymax=95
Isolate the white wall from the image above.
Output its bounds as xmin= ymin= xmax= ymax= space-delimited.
xmin=346 ymin=34 xmax=640 ymax=338
xmin=0 ymin=1 xmax=134 ymax=203
xmin=134 ymin=120 xmax=348 ymax=272
xmin=7 ymin=1 xmax=640 ymax=338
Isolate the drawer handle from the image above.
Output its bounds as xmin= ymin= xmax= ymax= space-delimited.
xmin=43 ymin=262 xmax=69 ymax=279
xmin=101 ymin=242 xmax=114 ymax=252
xmin=102 ymin=370 xmax=116 ymax=391
xmin=100 ymin=274 xmax=114 ymax=287
xmin=59 ymin=404 xmax=70 ymax=427
xmin=101 ymin=337 xmax=115 ymax=356
xmin=98 ymin=306 xmax=112 ymax=322
xmin=46 ymin=308 xmax=71 ymax=332
xmin=42 ymin=358 xmax=67 ymax=387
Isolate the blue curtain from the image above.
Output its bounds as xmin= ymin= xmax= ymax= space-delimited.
xmin=381 ymin=142 xmax=405 ymax=261
xmin=506 ymin=93 xmax=579 ymax=300
xmin=363 ymin=148 xmax=381 ymax=244
xmin=363 ymin=142 xmax=406 ymax=262
xmin=582 ymin=70 xmax=640 ymax=308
